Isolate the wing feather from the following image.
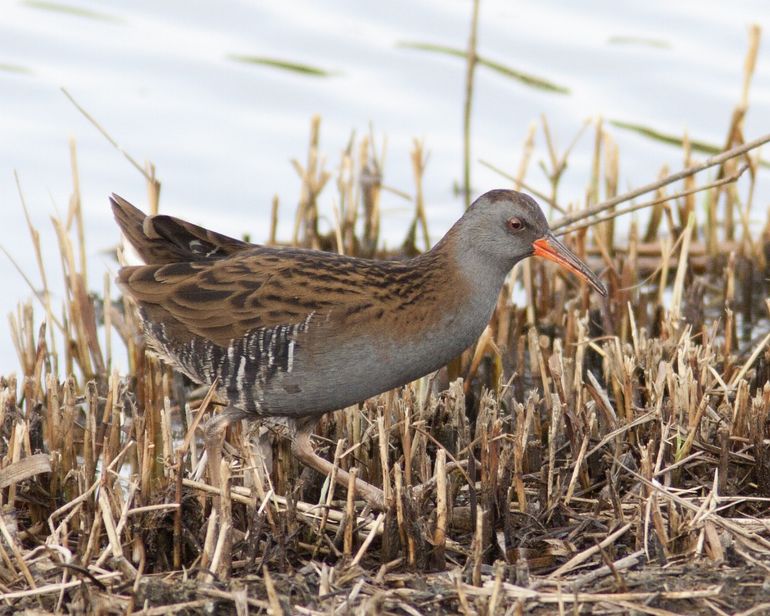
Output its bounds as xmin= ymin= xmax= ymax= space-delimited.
xmin=119 ymin=252 xmax=340 ymax=346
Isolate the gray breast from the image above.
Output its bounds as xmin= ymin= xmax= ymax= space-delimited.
xmin=254 ymin=300 xmax=493 ymax=418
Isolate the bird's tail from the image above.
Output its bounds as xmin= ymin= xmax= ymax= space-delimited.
xmin=110 ymin=193 xmax=250 ymax=264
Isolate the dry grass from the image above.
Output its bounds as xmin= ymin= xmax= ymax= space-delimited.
xmin=3 ymin=32 xmax=770 ymax=616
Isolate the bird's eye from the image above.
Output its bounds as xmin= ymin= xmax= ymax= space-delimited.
xmin=506 ymin=217 xmax=523 ymax=232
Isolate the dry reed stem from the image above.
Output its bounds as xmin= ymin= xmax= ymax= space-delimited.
xmin=376 ymin=414 xmax=391 ymax=504
xmin=462 ymin=0 xmax=480 ymax=208
xmin=669 ymin=212 xmax=695 ymax=322
xmin=433 ymin=448 xmax=447 ymax=569
xmin=13 ymin=172 xmax=61 ymax=339
xmin=343 ymin=467 xmax=357 ymax=557
xmin=269 ymin=194 xmax=280 ymax=245
xmin=554 ymin=131 xmax=770 ymax=229
xmin=410 ymin=138 xmax=431 ymax=251
xmin=559 ymin=163 xmax=750 ymax=236
xmin=487 ymin=560 xmax=504 ymax=615
xmin=61 ymin=88 xmax=158 ymax=189
xmin=0 ymin=453 xmax=50 ymax=488
xmin=350 ymin=512 xmax=384 ymax=567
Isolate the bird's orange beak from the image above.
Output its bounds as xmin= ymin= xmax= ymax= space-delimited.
xmin=532 ymin=234 xmax=606 ymax=296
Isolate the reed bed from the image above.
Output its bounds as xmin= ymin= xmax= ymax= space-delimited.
xmin=3 ymin=37 xmax=770 ymax=616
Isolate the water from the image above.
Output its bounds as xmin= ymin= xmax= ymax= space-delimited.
xmin=1 ymin=0 xmax=769 ymax=374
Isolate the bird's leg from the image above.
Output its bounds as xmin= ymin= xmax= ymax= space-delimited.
xmin=290 ymin=428 xmax=386 ymax=511
xmin=204 ymin=406 xmax=249 ymax=505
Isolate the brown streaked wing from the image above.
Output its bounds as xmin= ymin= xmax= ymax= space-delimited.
xmin=118 ymin=248 xmax=380 ymax=347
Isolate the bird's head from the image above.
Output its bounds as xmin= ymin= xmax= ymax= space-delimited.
xmin=459 ymin=189 xmax=606 ymax=296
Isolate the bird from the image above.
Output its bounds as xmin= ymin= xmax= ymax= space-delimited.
xmin=111 ymin=189 xmax=605 ymax=510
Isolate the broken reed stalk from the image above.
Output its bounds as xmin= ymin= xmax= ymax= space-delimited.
xmin=433 ymin=448 xmax=447 ymax=569
xmin=360 ymin=129 xmax=384 ymax=256
xmin=343 ymin=467 xmax=358 ymax=557
xmin=68 ymin=138 xmax=86 ymax=288
xmin=292 ymin=114 xmax=328 ymax=248
xmin=14 ymin=172 xmax=62 ymax=346
xmin=269 ymin=194 xmax=279 ymax=245
xmin=377 ymin=414 xmax=391 ymax=504
xmin=669 ymin=213 xmax=695 ymax=322
xmin=410 ymin=138 xmax=431 ymax=251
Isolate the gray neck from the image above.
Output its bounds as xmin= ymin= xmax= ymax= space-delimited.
xmin=439 ymin=243 xmax=511 ymax=348
xmin=398 ymin=234 xmax=513 ymax=371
